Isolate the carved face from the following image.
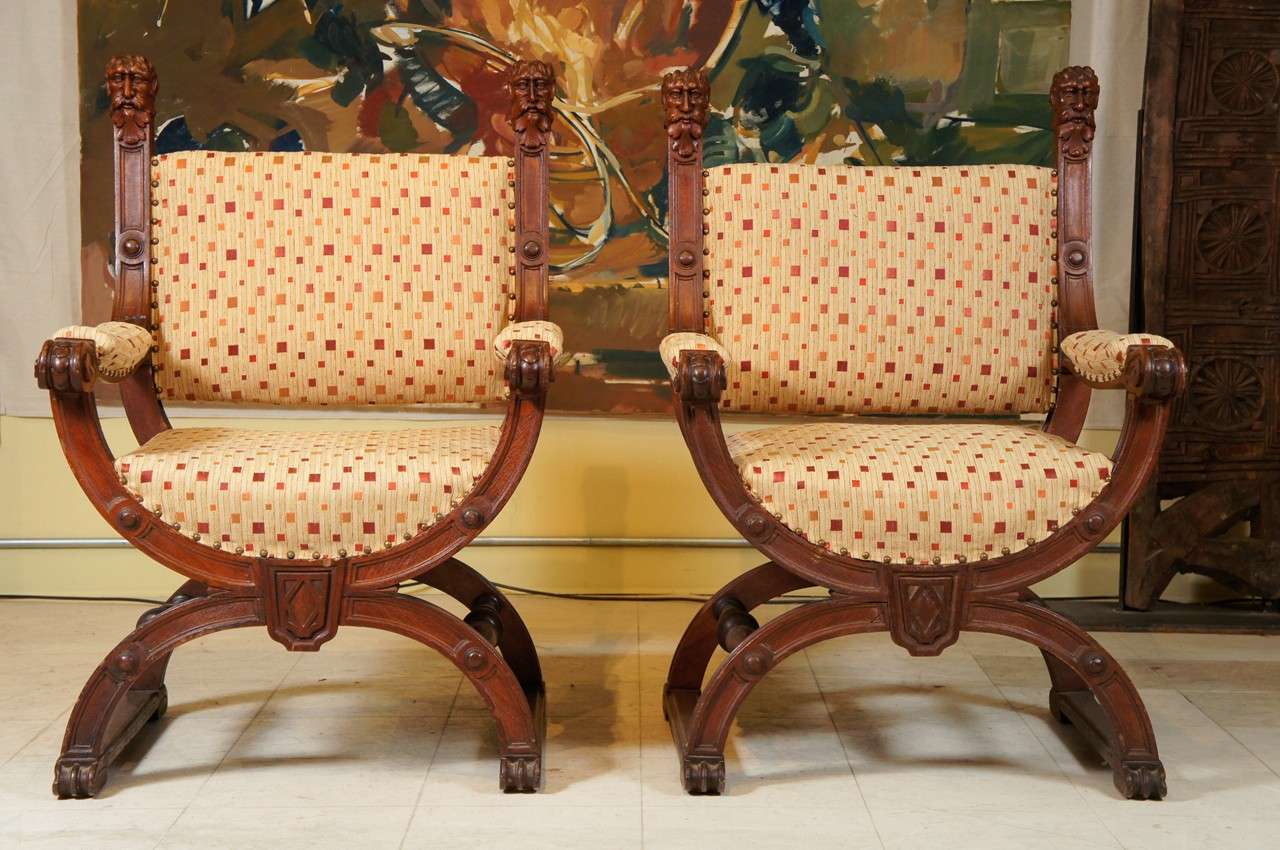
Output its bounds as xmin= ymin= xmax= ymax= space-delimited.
xmin=106 ymin=55 xmax=157 ymax=119
xmin=509 ymin=60 xmax=554 ymax=132
xmin=1051 ymin=72 xmax=1099 ymax=123
xmin=662 ymin=70 xmax=709 ymax=126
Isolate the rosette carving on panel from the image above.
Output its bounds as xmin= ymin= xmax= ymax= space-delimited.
xmin=106 ymin=54 xmax=157 ymax=146
xmin=508 ymin=60 xmax=554 ymax=152
xmin=1051 ymin=66 xmax=1099 ymax=162
xmin=662 ymin=69 xmax=710 ymax=163
xmin=1209 ymin=51 xmax=1279 ymax=114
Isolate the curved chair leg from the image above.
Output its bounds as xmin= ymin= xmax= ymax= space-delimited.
xmin=668 ymin=595 xmax=886 ymax=794
xmin=343 ymin=591 xmax=545 ymax=792
xmin=126 ymin=580 xmax=209 ymax=719
xmin=414 ymin=557 xmax=543 ymax=692
xmin=967 ymin=596 xmax=1167 ymax=800
xmin=54 ymin=589 xmax=262 ymax=798
xmin=665 ymin=562 xmax=814 ymax=696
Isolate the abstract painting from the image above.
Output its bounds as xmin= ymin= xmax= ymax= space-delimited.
xmin=78 ymin=0 xmax=1071 ymax=413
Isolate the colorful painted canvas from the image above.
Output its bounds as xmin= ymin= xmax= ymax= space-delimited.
xmin=78 ymin=0 xmax=1071 ymax=413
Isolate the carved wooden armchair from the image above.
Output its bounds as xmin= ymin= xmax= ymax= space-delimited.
xmin=658 ymin=67 xmax=1184 ymax=800
xmin=35 ymin=55 xmax=559 ymax=797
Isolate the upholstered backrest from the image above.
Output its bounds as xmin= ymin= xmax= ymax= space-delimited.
xmin=703 ymin=163 xmax=1058 ymax=415
xmin=150 ymin=151 xmax=513 ymax=405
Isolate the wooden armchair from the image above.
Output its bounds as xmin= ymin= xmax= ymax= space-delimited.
xmin=658 ymin=67 xmax=1184 ymax=800
xmin=36 ymin=55 xmax=559 ymax=797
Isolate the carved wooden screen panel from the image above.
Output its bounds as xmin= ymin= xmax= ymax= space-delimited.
xmin=1126 ymin=0 xmax=1280 ymax=608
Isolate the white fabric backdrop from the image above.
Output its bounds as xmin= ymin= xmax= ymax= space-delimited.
xmin=0 ymin=0 xmax=1150 ymax=424
xmin=0 ymin=0 xmax=80 ymax=418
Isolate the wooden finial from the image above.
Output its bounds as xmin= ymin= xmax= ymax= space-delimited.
xmin=662 ymin=69 xmax=711 ymax=163
xmin=1051 ymin=66 xmax=1100 ymax=162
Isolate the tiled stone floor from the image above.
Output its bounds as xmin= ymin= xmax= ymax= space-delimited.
xmin=1 ymin=596 xmax=1278 ymax=849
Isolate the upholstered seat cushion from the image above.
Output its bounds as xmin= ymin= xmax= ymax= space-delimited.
xmin=727 ymin=422 xmax=1112 ymax=565
xmin=115 ymin=425 xmax=500 ymax=559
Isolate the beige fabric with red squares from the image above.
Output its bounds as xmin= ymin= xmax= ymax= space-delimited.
xmin=703 ymin=163 xmax=1058 ymax=415
xmin=1061 ymin=329 xmax=1175 ymax=383
xmin=115 ymin=425 xmax=500 ymax=559
xmin=728 ymin=422 xmax=1112 ymax=565
xmin=150 ymin=151 xmax=514 ymax=406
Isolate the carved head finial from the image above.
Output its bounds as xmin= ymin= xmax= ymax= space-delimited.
xmin=507 ymin=59 xmax=554 ymax=152
xmin=1051 ymin=66 xmax=1100 ymax=162
xmin=662 ymin=68 xmax=711 ymax=163
xmin=106 ymin=54 xmax=157 ymax=146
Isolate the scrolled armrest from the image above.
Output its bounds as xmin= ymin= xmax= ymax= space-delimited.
xmin=35 ymin=337 xmax=99 ymax=394
xmin=1120 ymin=344 xmax=1186 ymax=402
xmin=1061 ymin=329 xmax=1184 ymax=399
xmin=493 ymin=320 xmax=563 ymax=363
xmin=673 ymin=348 xmax=727 ymax=404
xmin=504 ymin=338 xmax=554 ymax=398
xmin=659 ymin=332 xmax=728 ymax=380
xmin=42 ymin=321 xmax=152 ymax=383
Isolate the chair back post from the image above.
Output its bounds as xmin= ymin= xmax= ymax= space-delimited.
xmin=508 ymin=60 xmax=554 ymax=322
xmin=106 ymin=54 xmax=170 ymax=443
xmin=663 ymin=69 xmax=711 ymax=333
xmin=1047 ymin=65 xmax=1101 ymax=440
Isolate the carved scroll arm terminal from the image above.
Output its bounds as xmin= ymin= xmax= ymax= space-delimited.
xmin=39 ymin=322 xmax=153 ymax=387
xmin=504 ymin=339 xmax=554 ymax=399
xmin=35 ymin=337 xmax=100 ymax=395
xmin=673 ymin=348 xmax=727 ymax=405
xmin=1060 ymin=330 xmax=1186 ymax=402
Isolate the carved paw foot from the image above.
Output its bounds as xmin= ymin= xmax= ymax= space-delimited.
xmin=53 ymin=758 xmax=107 ymax=799
xmin=499 ymin=754 xmax=541 ymax=793
xmin=1115 ymin=760 xmax=1167 ymax=801
xmin=682 ymin=755 xmax=726 ymax=795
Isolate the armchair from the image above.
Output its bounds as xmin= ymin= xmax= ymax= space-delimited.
xmin=658 ymin=67 xmax=1184 ymax=800
xmin=36 ymin=55 xmax=559 ymax=797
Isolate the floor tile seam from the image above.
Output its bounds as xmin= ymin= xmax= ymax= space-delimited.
xmin=803 ymin=647 xmax=888 ymax=850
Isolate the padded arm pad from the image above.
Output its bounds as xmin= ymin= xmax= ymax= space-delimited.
xmin=659 ymin=332 xmax=728 ymax=379
xmin=1061 ymin=330 xmax=1176 ymax=384
xmin=52 ymin=322 xmax=152 ymax=381
xmin=493 ymin=320 xmax=563 ymax=363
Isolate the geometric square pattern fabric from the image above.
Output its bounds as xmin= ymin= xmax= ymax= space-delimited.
xmin=1061 ymin=329 xmax=1175 ymax=383
xmin=727 ymin=422 xmax=1112 ymax=565
xmin=704 ymin=164 xmax=1058 ymax=415
xmin=115 ymin=424 xmax=500 ymax=560
xmin=150 ymin=151 xmax=513 ymax=406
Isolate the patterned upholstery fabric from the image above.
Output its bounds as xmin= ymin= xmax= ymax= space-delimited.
xmin=659 ymin=332 xmax=729 ymax=379
xmin=54 ymin=322 xmax=153 ymax=381
xmin=115 ymin=425 xmax=500 ymax=559
xmin=150 ymin=151 xmax=513 ymax=406
xmin=728 ymin=422 xmax=1112 ymax=565
xmin=1061 ymin=330 xmax=1175 ymax=383
xmin=703 ymin=163 xmax=1058 ymax=415
xmin=492 ymin=320 xmax=564 ymax=362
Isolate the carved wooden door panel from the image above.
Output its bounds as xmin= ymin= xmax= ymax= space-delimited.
xmin=1126 ymin=0 xmax=1280 ymax=608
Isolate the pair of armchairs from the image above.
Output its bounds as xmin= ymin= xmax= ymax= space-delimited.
xmin=37 ymin=57 xmax=1180 ymax=802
